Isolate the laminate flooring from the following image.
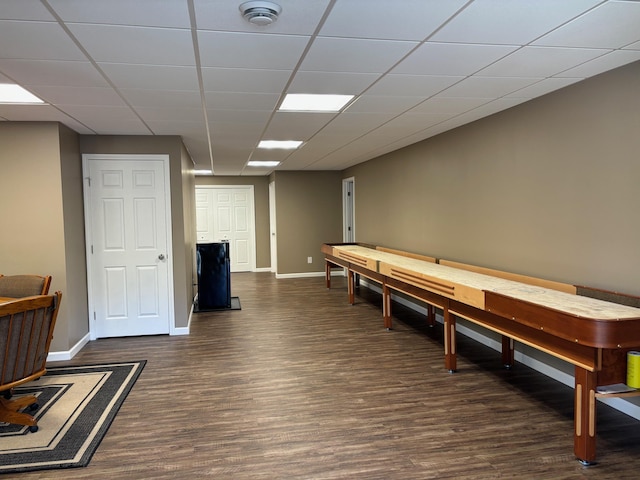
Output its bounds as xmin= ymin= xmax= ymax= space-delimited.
xmin=17 ymin=272 xmax=640 ymax=479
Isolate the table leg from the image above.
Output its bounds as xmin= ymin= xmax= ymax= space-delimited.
xmin=325 ymin=261 xmax=331 ymax=289
xmin=347 ymin=269 xmax=355 ymax=305
xmin=427 ymin=304 xmax=435 ymax=327
xmin=443 ymin=306 xmax=456 ymax=372
xmin=383 ymin=283 xmax=392 ymax=330
xmin=574 ymin=366 xmax=597 ymax=465
xmin=501 ymin=335 xmax=514 ymax=368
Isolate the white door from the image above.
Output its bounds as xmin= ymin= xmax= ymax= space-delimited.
xmin=194 ymin=186 xmax=255 ymax=273
xmin=84 ymin=155 xmax=172 ymax=338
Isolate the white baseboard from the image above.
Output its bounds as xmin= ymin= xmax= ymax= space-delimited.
xmin=361 ymin=279 xmax=640 ymax=422
xmin=275 ymin=271 xmax=326 ymax=279
xmin=275 ymin=270 xmax=345 ymax=279
xmin=171 ymin=303 xmax=192 ymax=336
xmin=47 ymin=332 xmax=91 ymax=362
xmin=253 ymin=267 xmax=272 ymax=273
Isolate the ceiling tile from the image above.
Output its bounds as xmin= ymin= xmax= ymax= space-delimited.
xmin=48 ymin=0 xmax=191 ymax=28
xmin=0 ymin=20 xmax=85 ymax=61
xmin=120 ymin=89 xmax=203 ymax=108
xmin=0 ymin=0 xmax=56 ymax=21
xmin=431 ymin=0 xmax=602 ymax=45
xmin=320 ymin=0 xmax=468 ymax=41
xmin=205 ymin=91 xmax=280 ymax=111
xmin=533 ymin=1 xmax=640 ymax=49
xmin=392 ymin=43 xmax=518 ymax=76
xmin=288 ymin=71 xmax=379 ymax=95
xmin=31 ymin=85 xmax=126 ymax=106
xmin=409 ymin=97 xmax=493 ymax=115
xmin=135 ymin=106 xmax=204 ymax=123
xmin=0 ymin=59 xmax=109 ymax=87
xmin=198 ymin=31 xmax=309 ymax=69
xmin=60 ymin=104 xmax=150 ymax=131
xmin=202 ymin=67 xmax=292 ymax=93
xmin=505 ymin=77 xmax=584 ymax=98
xmin=478 ymin=46 xmax=609 ymax=77
xmin=436 ymin=76 xmax=542 ymax=98
xmin=346 ymin=95 xmax=428 ymax=114
xmin=68 ymin=24 xmax=196 ymax=65
xmin=554 ymin=50 xmax=640 ymax=78
xmin=300 ymin=37 xmax=418 ymax=73
xmin=98 ymin=63 xmax=199 ymax=90
xmin=262 ymin=111 xmax=336 ymax=139
xmin=365 ymin=74 xmax=464 ymax=96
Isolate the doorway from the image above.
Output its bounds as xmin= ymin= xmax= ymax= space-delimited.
xmin=343 ymin=177 xmax=355 ymax=242
xmin=195 ymin=186 xmax=256 ymax=273
xmin=83 ymin=154 xmax=174 ymax=339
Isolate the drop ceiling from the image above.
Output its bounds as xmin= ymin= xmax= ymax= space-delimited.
xmin=1 ymin=0 xmax=639 ymax=175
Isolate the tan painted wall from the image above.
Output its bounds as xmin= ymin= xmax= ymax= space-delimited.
xmin=195 ymin=176 xmax=271 ymax=270
xmin=58 ymin=124 xmax=89 ymax=348
xmin=344 ymin=61 xmax=640 ymax=296
xmin=79 ymin=135 xmax=194 ymax=327
xmin=0 ymin=122 xmax=82 ymax=352
xmin=273 ymin=171 xmax=343 ymax=274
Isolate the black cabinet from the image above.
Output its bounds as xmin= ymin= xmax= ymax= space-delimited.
xmin=196 ymin=242 xmax=230 ymax=310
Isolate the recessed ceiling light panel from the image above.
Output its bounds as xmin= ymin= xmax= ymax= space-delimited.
xmin=0 ymin=84 xmax=44 ymax=104
xmin=258 ymin=140 xmax=303 ymax=149
xmin=248 ymin=160 xmax=280 ymax=167
xmin=279 ymin=94 xmax=354 ymax=112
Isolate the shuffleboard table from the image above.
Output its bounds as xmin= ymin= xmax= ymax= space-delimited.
xmin=322 ymin=242 xmax=640 ymax=465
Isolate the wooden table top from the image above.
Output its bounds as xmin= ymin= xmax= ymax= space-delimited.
xmin=0 ymin=296 xmax=15 ymax=305
xmin=330 ymin=244 xmax=640 ymax=321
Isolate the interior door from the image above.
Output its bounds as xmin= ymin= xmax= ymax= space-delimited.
xmin=195 ymin=186 xmax=255 ymax=273
xmin=84 ymin=155 xmax=172 ymax=338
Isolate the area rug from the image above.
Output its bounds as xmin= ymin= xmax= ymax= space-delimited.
xmin=0 ymin=361 xmax=145 ymax=474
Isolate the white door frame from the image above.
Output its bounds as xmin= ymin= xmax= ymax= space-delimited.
xmin=269 ymin=181 xmax=277 ymax=273
xmin=82 ymin=153 xmax=176 ymax=340
xmin=195 ymin=185 xmax=256 ymax=272
xmin=342 ymin=177 xmax=355 ymax=242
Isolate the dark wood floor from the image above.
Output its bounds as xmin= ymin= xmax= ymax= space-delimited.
xmin=18 ymin=272 xmax=640 ymax=479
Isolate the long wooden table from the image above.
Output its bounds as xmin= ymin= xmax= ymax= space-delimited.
xmin=322 ymin=242 xmax=640 ymax=465
xmin=0 ymin=297 xmax=14 ymax=305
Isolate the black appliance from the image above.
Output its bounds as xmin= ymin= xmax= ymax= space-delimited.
xmin=196 ymin=242 xmax=231 ymax=310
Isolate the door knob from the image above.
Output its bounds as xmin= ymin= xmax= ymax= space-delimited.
xmin=158 ymin=254 xmax=165 ymax=260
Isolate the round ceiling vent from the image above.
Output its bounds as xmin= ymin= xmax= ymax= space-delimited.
xmin=239 ymin=1 xmax=282 ymax=26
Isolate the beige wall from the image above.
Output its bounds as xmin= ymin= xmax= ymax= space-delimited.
xmin=79 ymin=135 xmax=194 ymax=328
xmin=0 ymin=122 xmax=85 ymax=352
xmin=345 ymin=61 xmax=640 ymax=296
xmin=59 ymin=124 xmax=89 ymax=348
xmin=272 ymin=171 xmax=343 ymax=274
xmin=195 ymin=176 xmax=271 ymax=270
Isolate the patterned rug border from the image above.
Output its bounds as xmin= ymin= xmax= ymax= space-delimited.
xmin=0 ymin=360 xmax=146 ymax=474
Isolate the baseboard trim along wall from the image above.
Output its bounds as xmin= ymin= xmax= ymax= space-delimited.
xmin=47 ymin=332 xmax=91 ymax=362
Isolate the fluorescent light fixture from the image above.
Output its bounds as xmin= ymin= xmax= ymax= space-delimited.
xmin=248 ymin=161 xmax=280 ymax=167
xmin=194 ymin=169 xmax=213 ymax=175
xmin=0 ymin=84 xmax=44 ymax=104
xmin=279 ymin=93 xmax=354 ymax=112
xmin=258 ymin=140 xmax=303 ymax=149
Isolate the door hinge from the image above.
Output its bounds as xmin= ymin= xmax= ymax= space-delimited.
xmin=91 ymin=245 xmax=93 ymax=254
xmin=93 ymin=311 xmax=96 ymax=320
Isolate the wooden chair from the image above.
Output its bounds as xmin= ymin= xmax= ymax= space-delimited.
xmin=0 ymin=292 xmax=62 ymax=432
xmin=0 ymin=274 xmax=52 ymax=297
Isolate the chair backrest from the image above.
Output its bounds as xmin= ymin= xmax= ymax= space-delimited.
xmin=0 ymin=274 xmax=52 ymax=297
xmin=0 ymin=292 xmax=62 ymax=392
